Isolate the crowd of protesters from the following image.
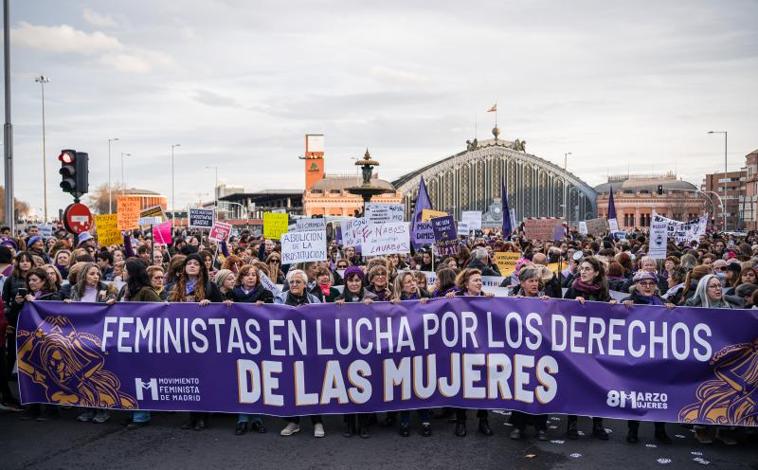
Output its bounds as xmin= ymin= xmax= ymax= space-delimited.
xmin=0 ymin=221 xmax=755 ymax=447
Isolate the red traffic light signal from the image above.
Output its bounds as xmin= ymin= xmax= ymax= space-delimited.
xmin=58 ymin=149 xmax=89 ymax=199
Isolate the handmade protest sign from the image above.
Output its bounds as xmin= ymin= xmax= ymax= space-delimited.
xmin=431 ymin=215 xmax=458 ymax=256
xmin=457 ymin=222 xmax=470 ymax=237
xmin=493 ymin=252 xmax=521 ymax=277
xmin=365 ymin=203 xmax=404 ymax=224
xmin=341 ymin=218 xmax=370 ymax=248
xmin=94 ymin=214 xmax=121 ymax=246
xmin=280 ymin=230 xmax=327 ymax=263
xmin=461 ymin=211 xmax=482 ymax=231
xmin=584 ymin=217 xmax=609 ymax=236
xmin=523 ymin=218 xmax=565 ymax=241
xmin=153 ymin=221 xmax=173 ymax=246
xmin=209 ymin=222 xmax=232 ymax=242
xmin=362 ymin=222 xmax=410 ymax=255
xmin=578 ymin=221 xmax=588 ymax=235
xmin=421 ymin=209 xmax=447 ymax=222
xmin=139 ymin=206 xmax=166 ymax=226
xmin=263 ymin=212 xmax=289 ymax=240
xmin=648 ymin=217 xmax=668 ymax=260
xmin=18 ymin=299 xmax=756 ymax=427
xmin=189 ymin=208 xmax=215 ymax=229
xmin=116 ymin=197 xmax=140 ymax=231
xmin=295 ymin=218 xmax=326 ymax=232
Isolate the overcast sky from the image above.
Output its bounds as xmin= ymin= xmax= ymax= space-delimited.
xmin=6 ymin=0 xmax=758 ymax=215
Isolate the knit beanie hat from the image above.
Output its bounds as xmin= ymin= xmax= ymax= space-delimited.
xmin=214 ymin=269 xmax=234 ymax=290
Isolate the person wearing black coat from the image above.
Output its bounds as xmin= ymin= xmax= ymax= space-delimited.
xmin=563 ymin=256 xmax=612 ymax=441
xmin=620 ymin=271 xmax=674 ymax=445
xmin=170 ymin=253 xmax=222 ymax=431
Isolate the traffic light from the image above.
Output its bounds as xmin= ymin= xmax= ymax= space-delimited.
xmin=58 ymin=149 xmax=89 ymax=199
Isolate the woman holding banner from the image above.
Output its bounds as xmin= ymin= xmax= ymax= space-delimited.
xmin=563 ymin=256 xmax=612 ymax=441
xmin=509 ymin=266 xmax=551 ymax=441
xmin=66 ymin=263 xmax=118 ymax=424
xmin=335 ymin=266 xmax=376 ymax=438
xmin=391 ymin=271 xmax=432 ymax=437
xmin=123 ymin=259 xmax=162 ymax=430
xmin=446 ymin=268 xmax=494 ymax=437
xmin=620 ymin=271 xmax=675 ymax=444
xmin=170 ymin=253 xmax=223 ymax=431
xmin=365 ymin=265 xmax=392 ymax=301
xmin=230 ymin=265 xmax=273 ymax=436
xmin=275 ymin=269 xmax=325 ymax=438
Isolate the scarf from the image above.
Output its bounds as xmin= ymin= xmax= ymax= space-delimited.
xmin=662 ymin=282 xmax=684 ymax=300
xmin=572 ymin=278 xmax=602 ymax=295
xmin=286 ymin=291 xmax=310 ymax=306
xmin=632 ymin=292 xmax=664 ymax=305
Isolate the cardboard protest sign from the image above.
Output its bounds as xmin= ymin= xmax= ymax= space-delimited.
xmin=94 ymin=214 xmax=121 ymax=246
xmin=461 ymin=211 xmax=482 ymax=231
xmin=523 ymin=218 xmax=565 ymax=241
xmin=295 ymin=218 xmax=327 ymax=232
xmin=189 ymin=208 xmax=215 ymax=229
xmin=153 ymin=221 xmax=173 ymax=246
xmin=209 ymin=222 xmax=232 ymax=242
xmin=457 ymin=222 xmax=470 ymax=237
xmin=116 ymin=197 xmax=140 ymax=231
xmin=648 ymin=217 xmax=668 ymax=260
xmin=341 ymin=218 xmax=370 ymax=248
xmin=365 ymin=203 xmax=404 ymax=224
xmin=493 ymin=252 xmax=521 ymax=277
xmin=578 ymin=221 xmax=588 ymax=236
xmin=263 ymin=212 xmax=289 ymax=240
xmin=421 ymin=209 xmax=447 ymax=222
xmin=281 ymin=230 xmax=327 ymax=264
xmin=608 ymin=218 xmax=619 ymax=232
xmin=431 ymin=215 xmax=459 ymax=256
xmin=139 ymin=205 xmax=166 ymax=226
xmin=584 ymin=217 xmax=609 ymax=236
xmin=362 ymin=222 xmax=410 ymax=256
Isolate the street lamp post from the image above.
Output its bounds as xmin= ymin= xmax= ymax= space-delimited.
xmin=708 ymin=130 xmax=728 ymax=231
xmin=34 ymin=75 xmax=49 ymax=221
xmin=120 ymin=152 xmax=131 ymax=192
xmin=170 ymin=144 xmax=181 ymax=221
xmin=205 ymin=166 xmax=218 ymax=207
xmin=107 ymin=137 xmax=119 ymax=212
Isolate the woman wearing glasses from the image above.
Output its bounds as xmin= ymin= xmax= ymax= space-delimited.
xmin=563 ymin=256 xmax=613 ymax=441
xmin=684 ymin=274 xmax=739 ymax=445
xmin=266 ymin=252 xmax=285 ymax=284
xmin=620 ymin=271 xmax=675 ymax=444
xmin=275 ymin=269 xmax=325 ymax=438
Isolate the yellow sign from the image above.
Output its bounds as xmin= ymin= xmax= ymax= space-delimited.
xmin=494 ymin=252 xmax=521 ymax=277
xmin=95 ymin=214 xmax=121 ymax=246
xmin=546 ymin=262 xmax=561 ymax=274
xmin=263 ymin=212 xmax=289 ymax=240
xmin=421 ymin=209 xmax=447 ymax=222
xmin=117 ymin=197 xmax=141 ymax=231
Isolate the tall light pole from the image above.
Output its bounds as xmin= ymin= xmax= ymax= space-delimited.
xmin=563 ymin=152 xmax=572 ymax=221
xmin=708 ymin=131 xmax=728 ymax=231
xmin=120 ymin=152 xmax=131 ymax=192
xmin=170 ymin=144 xmax=181 ymax=220
xmin=205 ymin=165 xmax=218 ymax=207
xmin=107 ymin=137 xmax=119 ymax=212
xmin=34 ymin=75 xmax=49 ymax=221
xmin=4 ymin=0 xmax=15 ymax=233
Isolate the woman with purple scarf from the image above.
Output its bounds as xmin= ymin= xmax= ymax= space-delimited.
xmin=563 ymin=256 xmax=613 ymax=441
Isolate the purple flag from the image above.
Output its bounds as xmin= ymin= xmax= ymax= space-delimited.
xmin=502 ymin=179 xmax=512 ymax=237
xmin=608 ymin=185 xmax=617 ymax=220
xmin=411 ymin=176 xmax=434 ymax=248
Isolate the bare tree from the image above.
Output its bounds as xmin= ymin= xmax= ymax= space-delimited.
xmin=0 ymin=186 xmax=32 ymax=221
xmin=86 ymin=183 xmax=125 ymax=214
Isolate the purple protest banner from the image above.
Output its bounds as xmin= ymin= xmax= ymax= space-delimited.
xmin=16 ymin=299 xmax=758 ymax=427
xmin=431 ymin=215 xmax=459 ymax=256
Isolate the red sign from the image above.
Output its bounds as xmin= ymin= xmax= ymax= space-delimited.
xmin=209 ymin=222 xmax=232 ymax=242
xmin=63 ymin=203 xmax=93 ymax=234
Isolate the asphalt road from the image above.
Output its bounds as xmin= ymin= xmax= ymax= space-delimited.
xmin=2 ymin=405 xmax=756 ymax=470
